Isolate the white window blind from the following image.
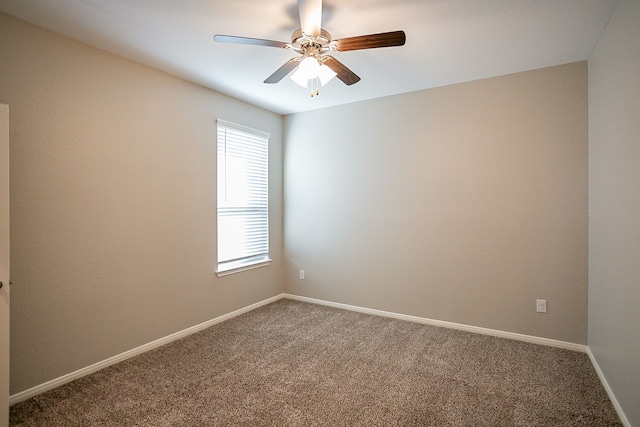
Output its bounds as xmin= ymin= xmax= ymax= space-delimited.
xmin=216 ymin=120 xmax=270 ymax=275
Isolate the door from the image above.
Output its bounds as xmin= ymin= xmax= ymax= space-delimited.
xmin=0 ymin=104 xmax=9 ymax=427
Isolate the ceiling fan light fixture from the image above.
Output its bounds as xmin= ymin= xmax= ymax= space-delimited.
xmin=290 ymin=57 xmax=336 ymax=88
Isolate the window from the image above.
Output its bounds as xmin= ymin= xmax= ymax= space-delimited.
xmin=216 ymin=119 xmax=270 ymax=276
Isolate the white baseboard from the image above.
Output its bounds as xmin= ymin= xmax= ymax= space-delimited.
xmin=586 ymin=348 xmax=630 ymax=427
xmin=282 ymin=294 xmax=587 ymax=352
xmin=9 ymin=294 xmax=284 ymax=406
xmin=11 ymin=292 xmax=606 ymax=412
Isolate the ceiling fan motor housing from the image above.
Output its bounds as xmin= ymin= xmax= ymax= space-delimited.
xmin=291 ymin=28 xmax=334 ymax=58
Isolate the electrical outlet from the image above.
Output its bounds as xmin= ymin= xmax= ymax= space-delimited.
xmin=536 ymin=299 xmax=547 ymax=313
xmin=299 ymin=270 xmax=305 ymax=280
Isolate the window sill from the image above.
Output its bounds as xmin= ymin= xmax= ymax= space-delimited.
xmin=216 ymin=258 xmax=272 ymax=277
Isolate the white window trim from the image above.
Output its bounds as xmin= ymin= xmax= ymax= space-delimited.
xmin=215 ymin=256 xmax=272 ymax=277
xmin=215 ymin=119 xmax=270 ymax=277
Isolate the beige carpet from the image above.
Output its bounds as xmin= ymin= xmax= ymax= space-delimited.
xmin=10 ymin=299 xmax=621 ymax=426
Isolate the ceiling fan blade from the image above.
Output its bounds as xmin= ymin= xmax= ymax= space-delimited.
xmin=297 ymin=0 xmax=322 ymax=37
xmin=214 ymin=34 xmax=290 ymax=49
xmin=264 ymin=58 xmax=301 ymax=84
xmin=333 ymin=30 xmax=406 ymax=52
xmin=323 ymin=56 xmax=360 ymax=86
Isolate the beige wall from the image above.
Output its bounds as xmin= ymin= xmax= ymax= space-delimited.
xmin=284 ymin=62 xmax=588 ymax=344
xmin=0 ymin=13 xmax=284 ymax=395
xmin=588 ymin=1 xmax=640 ymax=425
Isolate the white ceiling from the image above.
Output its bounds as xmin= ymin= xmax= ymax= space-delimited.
xmin=0 ymin=0 xmax=617 ymax=115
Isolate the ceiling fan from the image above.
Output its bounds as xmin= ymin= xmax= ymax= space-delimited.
xmin=214 ymin=0 xmax=406 ymax=96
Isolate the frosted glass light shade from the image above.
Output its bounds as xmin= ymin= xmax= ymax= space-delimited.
xmin=290 ymin=67 xmax=309 ymax=87
xmin=298 ymin=57 xmax=320 ymax=79
xmin=290 ymin=57 xmax=336 ymax=87
xmin=318 ymin=64 xmax=337 ymax=85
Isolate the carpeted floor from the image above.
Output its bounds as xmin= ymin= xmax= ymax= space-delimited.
xmin=10 ymin=299 xmax=621 ymax=426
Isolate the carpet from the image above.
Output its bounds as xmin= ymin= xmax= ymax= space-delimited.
xmin=10 ymin=299 xmax=621 ymax=426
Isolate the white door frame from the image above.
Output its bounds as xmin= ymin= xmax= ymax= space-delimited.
xmin=0 ymin=104 xmax=10 ymax=427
